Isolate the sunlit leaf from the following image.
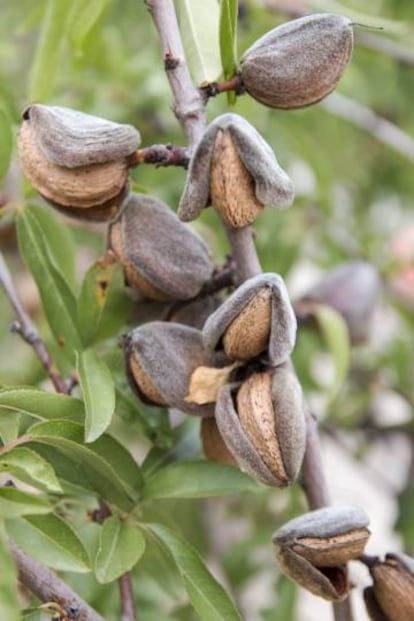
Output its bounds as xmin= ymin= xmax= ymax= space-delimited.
xmin=147 ymin=523 xmax=241 ymax=620
xmin=16 ymin=207 xmax=82 ymax=364
xmin=0 ymin=409 xmax=20 ymax=444
xmin=0 ymin=388 xmax=84 ymax=422
xmin=175 ymin=0 xmax=221 ymax=84
xmin=219 ymin=0 xmax=238 ymax=104
xmin=77 ymin=259 xmax=132 ymax=346
xmin=28 ymin=205 xmax=77 ymax=291
xmin=0 ymin=488 xmax=50 ymax=518
xmin=0 ymin=447 xmax=62 ymax=493
xmin=142 ymin=461 xmax=258 ymax=500
xmin=27 ymin=419 xmax=142 ymax=510
xmin=76 ymin=349 xmax=115 ymax=442
xmin=6 ymin=513 xmax=90 ymax=572
xmin=95 ymin=516 xmax=146 ymax=583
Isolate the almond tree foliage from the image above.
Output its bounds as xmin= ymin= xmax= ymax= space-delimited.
xmin=0 ymin=2 xmax=413 ymax=621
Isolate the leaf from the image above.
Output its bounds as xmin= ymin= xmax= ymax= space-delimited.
xmin=28 ymin=205 xmax=77 ymax=291
xmin=0 ymin=409 xmax=20 ymax=444
xmin=16 ymin=207 xmax=82 ymax=364
xmin=0 ymin=107 xmax=13 ymax=181
xmin=29 ymin=0 xmax=73 ymax=101
xmin=142 ymin=460 xmax=258 ymax=500
xmin=175 ymin=0 xmax=222 ymax=84
xmin=185 ymin=363 xmax=239 ymax=405
xmin=6 ymin=513 xmax=90 ymax=573
xmin=219 ymin=0 xmax=238 ymax=104
xmin=23 ymin=609 xmax=60 ymax=621
xmin=76 ymin=349 xmax=115 ymax=442
xmin=0 ymin=528 xmax=19 ymax=621
xmin=27 ymin=419 xmax=142 ymax=510
xmin=141 ymin=418 xmax=200 ymax=478
xmin=0 ymin=447 xmax=62 ymax=493
xmin=77 ymin=259 xmax=132 ymax=346
xmin=0 ymin=488 xmax=50 ymax=518
xmin=68 ymin=0 xmax=112 ymax=50
xmin=95 ymin=516 xmax=146 ymax=583
xmin=148 ymin=523 xmax=241 ymax=621
xmin=0 ymin=387 xmax=84 ymax=422
xmin=313 ymin=304 xmax=350 ymax=402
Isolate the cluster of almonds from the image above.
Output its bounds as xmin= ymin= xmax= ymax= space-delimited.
xmin=17 ymin=11 xmax=411 ymax=616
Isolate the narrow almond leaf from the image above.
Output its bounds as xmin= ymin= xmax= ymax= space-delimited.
xmin=6 ymin=513 xmax=90 ymax=573
xmin=16 ymin=207 xmax=82 ymax=364
xmin=0 ymin=488 xmax=50 ymax=519
xmin=95 ymin=516 xmax=146 ymax=583
xmin=0 ymin=447 xmax=62 ymax=493
xmin=28 ymin=205 xmax=76 ymax=291
xmin=142 ymin=418 xmax=200 ymax=478
xmin=148 ymin=523 xmax=241 ymax=621
xmin=143 ymin=461 xmax=257 ymax=500
xmin=27 ymin=419 xmax=142 ymax=510
xmin=0 ymin=388 xmax=84 ymax=422
xmin=307 ymin=0 xmax=407 ymax=35
xmin=175 ymin=0 xmax=222 ymax=84
xmin=219 ymin=0 xmax=238 ymax=104
xmin=314 ymin=304 xmax=350 ymax=402
xmin=0 ymin=528 xmax=19 ymax=621
xmin=29 ymin=0 xmax=72 ymax=100
xmin=68 ymin=0 xmax=112 ymax=50
xmin=77 ymin=259 xmax=132 ymax=347
xmin=76 ymin=349 xmax=115 ymax=443
xmin=0 ymin=107 xmax=12 ymax=181
xmin=185 ymin=363 xmax=239 ymax=405
xmin=0 ymin=409 xmax=20 ymax=443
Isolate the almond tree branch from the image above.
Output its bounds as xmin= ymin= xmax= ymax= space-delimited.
xmin=0 ymin=251 xmax=69 ymax=394
xmin=9 ymin=540 xmax=104 ymax=621
xmin=128 ymin=144 xmax=190 ymax=168
xmin=146 ymin=2 xmax=352 ymax=620
xmin=118 ymin=573 xmax=137 ymax=621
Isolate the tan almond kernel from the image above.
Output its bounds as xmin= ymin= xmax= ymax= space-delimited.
xmin=223 ymin=288 xmax=271 ymax=360
xmin=210 ymin=129 xmax=263 ymax=228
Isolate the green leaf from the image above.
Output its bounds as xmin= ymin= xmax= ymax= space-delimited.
xmin=314 ymin=304 xmax=350 ymax=402
xmin=16 ymin=207 xmax=82 ymax=364
xmin=0 ymin=387 xmax=84 ymax=422
xmin=6 ymin=513 xmax=90 ymax=573
xmin=0 ymin=528 xmax=19 ymax=621
xmin=28 ymin=420 xmax=142 ymax=510
xmin=175 ymin=0 xmax=221 ymax=84
xmin=28 ymin=205 xmax=77 ymax=291
xmin=219 ymin=0 xmax=238 ymax=104
xmin=0 ymin=447 xmax=62 ymax=493
xmin=95 ymin=516 xmax=146 ymax=583
xmin=142 ymin=418 xmax=200 ymax=477
xmin=0 ymin=488 xmax=50 ymax=518
xmin=0 ymin=107 xmax=13 ymax=181
xmin=68 ymin=0 xmax=112 ymax=50
xmin=148 ymin=523 xmax=241 ymax=621
xmin=76 ymin=349 xmax=115 ymax=442
xmin=29 ymin=0 xmax=72 ymax=100
xmin=142 ymin=461 xmax=258 ymax=500
xmin=0 ymin=409 xmax=20 ymax=444
xmin=77 ymin=260 xmax=132 ymax=346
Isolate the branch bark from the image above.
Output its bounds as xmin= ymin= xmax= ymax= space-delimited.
xmin=10 ymin=540 xmax=104 ymax=621
xmin=0 ymin=251 xmax=69 ymax=394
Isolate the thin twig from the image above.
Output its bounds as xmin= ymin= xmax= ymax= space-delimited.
xmin=145 ymin=0 xmax=207 ymax=147
xmin=118 ymin=573 xmax=137 ymax=621
xmin=9 ymin=540 xmax=105 ymax=621
xmin=0 ymin=251 xmax=69 ymax=393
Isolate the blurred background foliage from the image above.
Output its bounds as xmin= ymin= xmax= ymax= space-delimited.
xmin=0 ymin=1 xmax=413 ymax=619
